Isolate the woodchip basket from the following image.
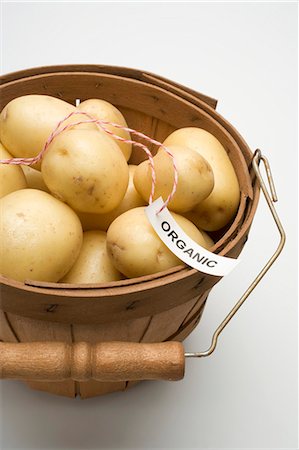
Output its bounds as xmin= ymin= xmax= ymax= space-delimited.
xmin=0 ymin=65 xmax=285 ymax=399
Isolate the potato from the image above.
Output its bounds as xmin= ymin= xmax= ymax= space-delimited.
xmin=163 ymin=128 xmax=240 ymax=230
xmin=106 ymin=207 xmax=213 ymax=278
xmin=0 ymin=143 xmax=27 ymax=198
xmin=0 ymin=95 xmax=94 ymax=170
xmin=78 ymin=99 xmax=132 ymax=161
xmin=41 ymin=129 xmax=129 ymax=214
xmin=61 ymin=231 xmax=122 ymax=284
xmin=21 ymin=165 xmax=49 ymax=192
xmin=0 ymin=189 xmax=83 ymax=282
xmin=133 ymin=145 xmax=214 ymax=213
xmin=200 ymin=230 xmax=214 ymax=248
xmin=77 ymin=165 xmax=146 ymax=231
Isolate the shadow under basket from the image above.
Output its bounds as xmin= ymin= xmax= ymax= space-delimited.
xmin=0 ymin=65 xmax=260 ymax=398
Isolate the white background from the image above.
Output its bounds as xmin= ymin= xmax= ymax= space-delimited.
xmin=0 ymin=2 xmax=298 ymax=449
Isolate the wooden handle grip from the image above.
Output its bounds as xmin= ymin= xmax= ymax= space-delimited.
xmin=0 ymin=341 xmax=185 ymax=382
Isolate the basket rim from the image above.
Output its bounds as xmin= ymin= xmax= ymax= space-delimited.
xmin=0 ymin=65 xmax=260 ymax=301
xmin=1 ymin=64 xmax=218 ymax=109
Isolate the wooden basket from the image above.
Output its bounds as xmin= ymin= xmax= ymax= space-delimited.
xmin=0 ymin=65 xmax=260 ymax=398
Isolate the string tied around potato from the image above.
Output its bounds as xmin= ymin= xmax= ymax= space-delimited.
xmin=0 ymin=111 xmax=178 ymax=213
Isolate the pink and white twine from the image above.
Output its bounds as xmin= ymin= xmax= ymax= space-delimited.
xmin=0 ymin=111 xmax=178 ymax=213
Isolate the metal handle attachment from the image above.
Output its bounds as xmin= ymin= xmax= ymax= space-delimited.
xmin=185 ymin=149 xmax=286 ymax=358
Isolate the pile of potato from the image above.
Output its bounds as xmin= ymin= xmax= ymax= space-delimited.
xmin=0 ymin=94 xmax=240 ymax=283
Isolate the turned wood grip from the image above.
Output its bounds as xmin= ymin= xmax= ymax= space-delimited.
xmin=0 ymin=341 xmax=185 ymax=382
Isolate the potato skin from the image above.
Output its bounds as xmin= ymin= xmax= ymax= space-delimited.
xmin=0 ymin=144 xmax=27 ymax=198
xmin=78 ymin=99 xmax=132 ymax=161
xmin=106 ymin=207 xmax=213 ymax=278
xmin=201 ymin=230 xmax=214 ymax=248
xmin=0 ymin=189 xmax=83 ymax=282
xmin=77 ymin=165 xmax=146 ymax=231
xmin=0 ymin=95 xmax=94 ymax=170
xmin=61 ymin=231 xmax=122 ymax=284
xmin=133 ymin=145 xmax=214 ymax=213
xmin=41 ymin=129 xmax=129 ymax=214
xmin=163 ymin=128 xmax=240 ymax=231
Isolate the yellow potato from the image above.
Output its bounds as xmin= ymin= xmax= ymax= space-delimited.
xmin=200 ymin=230 xmax=214 ymax=248
xmin=106 ymin=207 xmax=213 ymax=278
xmin=0 ymin=95 xmax=94 ymax=170
xmin=77 ymin=165 xmax=146 ymax=231
xmin=0 ymin=189 xmax=83 ymax=282
xmin=133 ymin=145 xmax=214 ymax=213
xmin=0 ymin=144 xmax=27 ymax=198
xmin=41 ymin=129 xmax=129 ymax=214
xmin=163 ymin=128 xmax=240 ymax=230
xmin=21 ymin=165 xmax=49 ymax=192
xmin=61 ymin=231 xmax=122 ymax=284
xmin=77 ymin=99 xmax=132 ymax=161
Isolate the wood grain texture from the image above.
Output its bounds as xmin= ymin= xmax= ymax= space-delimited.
xmin=140 ymin=296 xmax=201 ymax=344
xmin=0 ymin=269 xmax=220 ymax=324
xmin=74 ymin=296 xmax=202 ymax=397
xmin=26 ymin=379 xmax=76 ymax=398
xmin=124 ymin=299 xmax=207 ymax=393
xmin=0 ymin=341 xmax=185 ymax=382
xmin=0 ymin=64 xmax=218 ymax=109
xmin=0 ymin=310 xmax=19 ymax=342
xmin=73 ymin=315 xmax=151 ymax=397
xmin=116 ymin=107 xmax=176 ymax=165
xmin=3 ymin=313 xmax=76 ymax=396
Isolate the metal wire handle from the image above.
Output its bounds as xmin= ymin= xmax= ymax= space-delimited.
xmin=185 ymin=149 xmax=286 ymax=358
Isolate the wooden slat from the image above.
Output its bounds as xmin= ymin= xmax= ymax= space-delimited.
xmin=77 ymin=379 xmax=125 ymax=398
xmin=5 ymin=313 xmax=76 ymax=398
xmin=142 ymin=72 xmax=218 ymax=109
xmin=75 ymin=294 xmax=207 ymax=397
xmin=171 ymin=304 xmax=206 ymax=343
xmin=1 ymin=65 xmax=218 ymax=109
xmin=117 ymin=107 xmax=157 ymax=164
xmin=0 ymin=310 xmax=19 ymax=342
xmin=140 ymin=296 xmax=199 ymax=344
xmin=117 ymin=107 xmax=176 ymax=165
xmin=5 ymin=314 xmax=71 ymax=341
xmin=26 ymin=380 xmax=76 ymax=398
xmin=181 ymin=290 xmax=210 ymax=326
xmin=0 ymin=269 xmax=219 ymax=324
xmin=125 ymin=295 xmax=208 ymax=392
xmin=73 ymin=316 xmax=151 ymax=398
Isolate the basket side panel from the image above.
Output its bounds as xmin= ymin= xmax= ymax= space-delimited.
xmin=124 ymin=296 xmax=208 ymax=392
xmin=76 ymin=295 xmax=201 ymax=398
xmin=76 ymin=293 xmax=206 ymax=398
xmin=140 ymin=293 xmax=206 ymax=343
xmin=0 ymin=310 xmax=19 ymax=342
xmin=117 ymin=106 xmax=176 ymax=164
xmin=26 ymin=380 xmax=76 ymax=398
xmin=2 ymin=313 xmax=76 ymax=398
xmin=74 ymin=316 xmax=151 ymax=398
xmin=0 ymin=294 xmax=206 ymax=398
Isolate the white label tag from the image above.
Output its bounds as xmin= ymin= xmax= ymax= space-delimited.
xmin=145 ymin=197 xmax=239 ymax=277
